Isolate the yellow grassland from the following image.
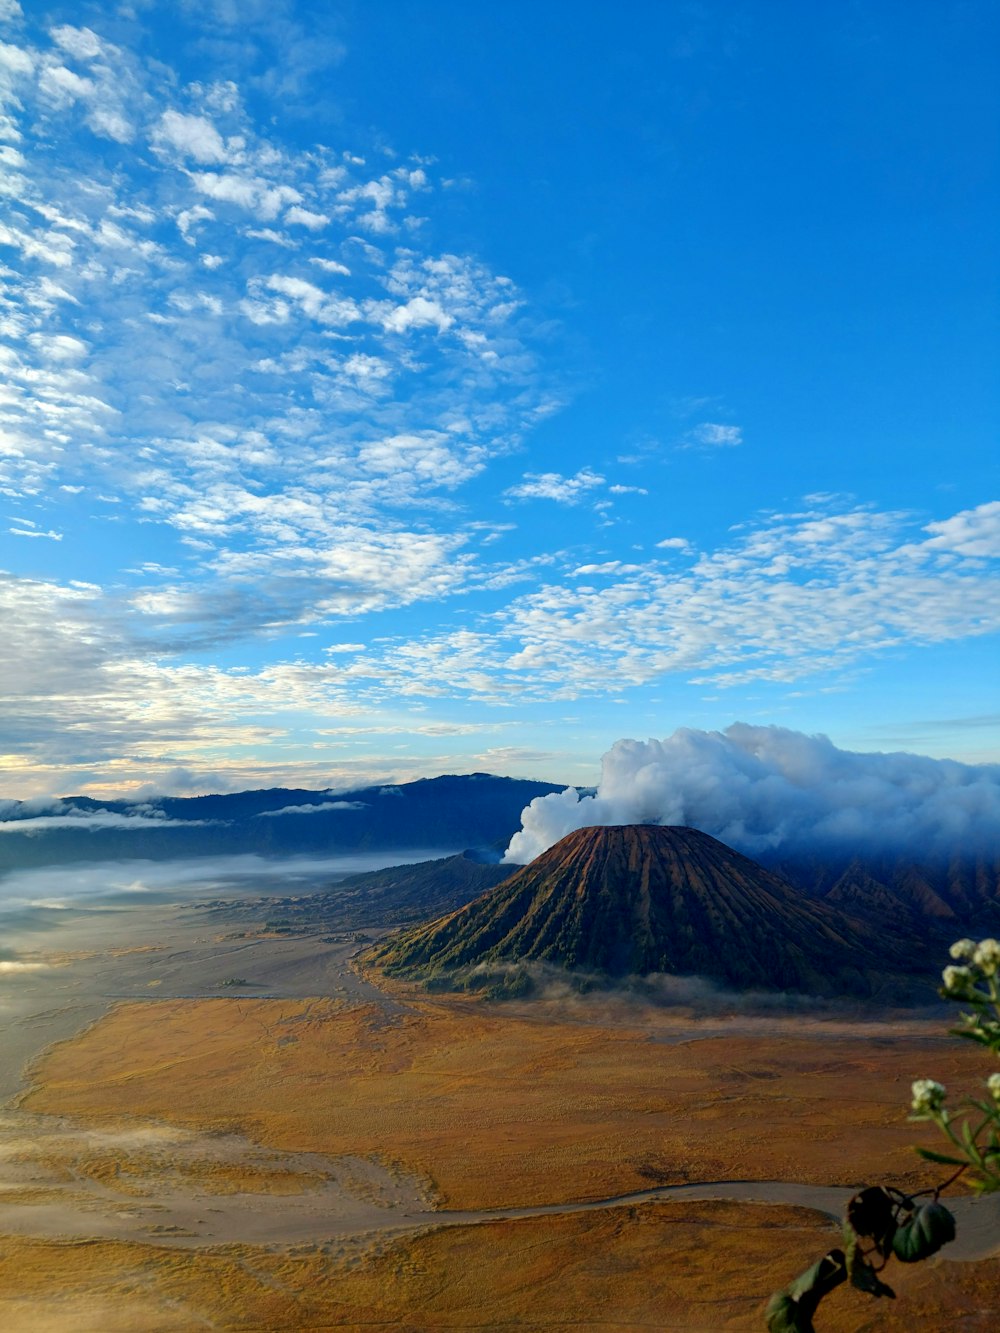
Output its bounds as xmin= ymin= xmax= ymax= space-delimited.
xmin=20 ymin=994 xmax=990 ymax=1207
xmin=0 ymin=1202 xmax=997 ymax=1330
xmin=9 ymin=989 xmax=1000 ymax=1328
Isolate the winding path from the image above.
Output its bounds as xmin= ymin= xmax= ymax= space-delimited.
xmin=1 ymin=1133 xmax=998 ymax=1262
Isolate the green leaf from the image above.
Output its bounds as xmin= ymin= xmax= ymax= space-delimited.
xmin=787 ymin=1250 xmax=846 ymax=1305
xmin=914 ymin=1147 xmax=968 ymax=1166
xmin=765 ymin=1292 xmax=814 ymax=1333
xmin=891 ymin=1203 xmax=957 ymax=1263
xmin=765 ymin=1251 xmax=846 ymax=1331
xmin=953 ymin=1027 xmax=995 ymax=1047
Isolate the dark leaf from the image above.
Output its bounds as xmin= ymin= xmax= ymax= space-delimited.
xmin=847 ymin=1186 xmax=897 ymax=1253
xmin=891 ymin=1203 xmax=957 ymax=1264
xmin=844 ymin=1228 xmax=895 ymax=1298
xmin=849 ymin=1256 xmax=896 ymax=1299
xmin=766 ymin=1251 xmax=846 ymax=1332
xmin=787 ymin=1250 xmax=846 ymax=1308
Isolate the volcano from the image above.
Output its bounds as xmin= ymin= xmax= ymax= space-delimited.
xmin=367 ymin=824 xmax=925 ymax=997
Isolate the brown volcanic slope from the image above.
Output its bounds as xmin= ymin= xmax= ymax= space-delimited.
xmin=368 ymin=824 xmax=926 ymax=997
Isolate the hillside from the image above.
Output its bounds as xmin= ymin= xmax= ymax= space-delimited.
xmin=368 ymin=824 xmax=933 ymax=997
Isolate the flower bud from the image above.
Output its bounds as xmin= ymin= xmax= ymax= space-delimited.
xmin=941 ymin=965 xmax=974 ymax=994
xmin=911 ymin=1078 xmax=947 ymax=1114
xmin=972 ymin=939 xmax=1000 ymax=975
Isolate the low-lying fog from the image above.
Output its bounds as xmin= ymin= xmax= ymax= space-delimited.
xmin=0 ymin=848 xmax=454 ymax=1102
xmin=0 ymin=847 xmax=455 ymax=941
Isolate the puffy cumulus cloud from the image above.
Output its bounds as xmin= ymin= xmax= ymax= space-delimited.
xmin=284 ymin=205 xmax=328 ymax=230
xmin=48 ymin=25 xmax=103 ymax=62
xmin=152 ymin=109 xmax=230 ymax=164
xmin=381 ymin=294 xmax=453 ymax=334
xmin=30 ymin=24 xmax=136 ymax=143
xmin=355 ymin=431 xmax=488 ymax=489
xmin=504 ymin=468 xmax=605 ymax=504
xmin=923 ymin=501 xmax=1000 ymax=558
xmin=190 ymin=170 xmax=301 ymax=219
xmin=505 ymin=724 xmax=1000 ymax=864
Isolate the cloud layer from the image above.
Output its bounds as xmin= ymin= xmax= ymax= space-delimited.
xmin=505 ymin=724 xmax=1000 ymax=863
xmin=0 ymin=6 xmax=996 ymax=797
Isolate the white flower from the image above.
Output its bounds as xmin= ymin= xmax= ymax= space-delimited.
xmin=911 ymin=1078 xmax=947 ymax=1114
xmin=987 ymin=1072 xmax=1000 ymax=1102
xmin=949 ymin=939 xmax=977 ymax=961
xmin=972 ymin=939 xmax=1000 ymax=975
xmin=942 ymin=965 xmax=974 ymax=994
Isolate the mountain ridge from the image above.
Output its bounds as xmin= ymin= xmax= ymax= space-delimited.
xmin=367 ymin=823 xmax=935 ymax=998
xmin=0 ymin=774 xmax=565 ymax=871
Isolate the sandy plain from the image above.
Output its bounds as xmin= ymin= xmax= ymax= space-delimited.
xmin=0 ymin=869 xmax=998 ymax=1330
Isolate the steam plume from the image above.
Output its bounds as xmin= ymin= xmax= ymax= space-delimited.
xmin=505 ymin=724 xmax=1000 ymax=863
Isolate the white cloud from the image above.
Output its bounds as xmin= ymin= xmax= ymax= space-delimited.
xmin=153 ymin=110 xmax=229 ymax=164
xmin=38 ymin=63 xmax=95 ymax=107
xmin=572 ymin=562 xmax=642 ymax=577
xmin=86 ymin=104 xmax=132 ymax=143
xmin=191 ymin=172 xmax=301 ymax=220
xmin=656 ymin=537 xmax=693 ymax=553
xmin=26 ymin=332 xmax=87 ymax=360
xmin=323 ymin=499 xmax=1000 ymax=705
xmin=285 ymin=205 xmax=329 ymax=230
xmin=49 ymin=26 xmax=104 ymax=61
xmin=382 ymin=294 xmax=453 ymax=333
xmin=923 ymin=500 xmax=1000 ymax=558
xmin=9 ymin=526 xmax=62 ymax=540
xmin=0 ymin=810 xmax=209 ymax=832
xmin=310 ymin=256 xmax=350 ymax=275
xmin=504 ymin=724 xmax=1000 ymax=863
xmin=504 ymin=468 xmax=605 ymax=503
xmin=176 ymin=204 xmax=215 ymax=243
xmin=261 ymin=273 xmax=359 ymax=325
xmin=1 ymin=17 xmax=992 ymax=800
xmin=687 ymin=422 xmax=743 ymax=448
xmin=0 ymin=40 xmax=33 ymax=78
xmin=254 ymin=800 xmax=366 ymax=816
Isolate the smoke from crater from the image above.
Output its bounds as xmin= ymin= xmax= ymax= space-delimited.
xmin=504 ymin=723 xmax=1000 ymax=864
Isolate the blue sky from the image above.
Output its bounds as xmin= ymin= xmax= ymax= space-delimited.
xmin=1 ymin=0 xmax=997 ymax=800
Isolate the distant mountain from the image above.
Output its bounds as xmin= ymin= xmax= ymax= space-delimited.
xmin=367 ymin=824 xmax=934 ymax=998
xmin=326 ymin=850 xmax=514 ymax=917
xmin=0 ymin=774 xmax=565 ymax=871
xmin=762 ymin=851 xmax=1000 ymax=931
xmin=207 ymin=851 xmax=518 ymax=934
